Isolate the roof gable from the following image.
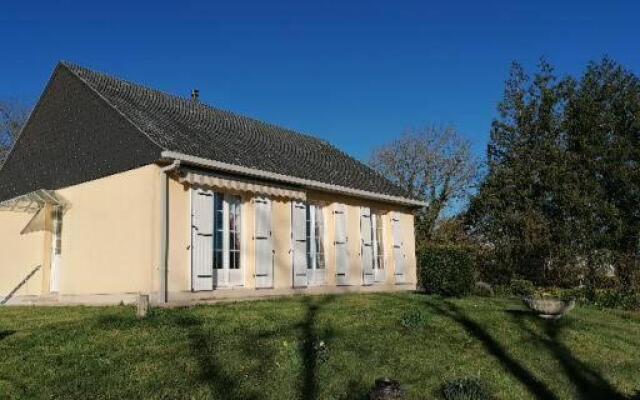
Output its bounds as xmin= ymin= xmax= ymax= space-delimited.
xmin=0 ymin=65 xmax=161 ymax=202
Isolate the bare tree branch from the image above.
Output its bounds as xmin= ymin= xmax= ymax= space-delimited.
xmin=0 ymin=100 xmax=31 ymax=164
xmin=370 ymin=125 xmax=480 ymax=239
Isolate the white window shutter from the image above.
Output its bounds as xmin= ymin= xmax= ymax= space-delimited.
xmin=392 ymin=212 xmax=406 ymax=283
xmin=197 ymin=191 xmax=214 ymax=236
xmin=255 ymin=198 xmax=273 ymax=288
xmin=361 ymin=207 xmax=374 ymax=285
xmin=334 ymin=204 xmax=349 ymax=285
xmin=292 ymin=201 xmax=308 ymax=287
xmin=192 ymin=189 xmax=214 ymax=291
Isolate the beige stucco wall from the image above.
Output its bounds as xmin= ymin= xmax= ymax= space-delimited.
xmin=2 ymin=163 xmax=416 ymax=304
xmin=166 ymin=179 xmax=191 ymax=294
xmin=54 ymin=164 xmax=159 ymax=296
xmin=0 ymin=211 xmax=46 ymax=298
xmin=401 ymin=211 xmax=417 ymax=284
xmin=164 ymin=181 xmax=417 ymax=295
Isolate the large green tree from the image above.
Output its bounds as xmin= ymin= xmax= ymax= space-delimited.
xmin=469 ymin=60 xmax=567 ymax=284
xmin=469 ymin=58 xmax=640 ymax=288
xmin=563 ymin=59 xmax=640 ymax=289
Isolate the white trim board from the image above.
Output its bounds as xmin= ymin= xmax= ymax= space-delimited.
xmin=161 ymin=151 xmax=427 ymax=208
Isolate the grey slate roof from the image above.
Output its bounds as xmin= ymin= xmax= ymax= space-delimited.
xmin=0 ymin=62 xmax=412 ymax=203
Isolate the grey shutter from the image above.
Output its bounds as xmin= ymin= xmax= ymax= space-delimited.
xmin=392 ymin=213 xmax=406 ymax=283
xmin=292 ymin=201 xmax=308 ymax=287
xmin=255 ymin=197 xmax=273 ymax=288
xmin=361 ymin=207 xmax=374 ymax=285
xmin=192 ymin=189 xmax=214 ymax=291
xmin=334 ymin=204 xmax=349 ymax=285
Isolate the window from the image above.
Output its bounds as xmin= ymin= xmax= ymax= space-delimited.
xmin=306 ymin=204 xmax=325 ymax=270
xmin=53 ymin=207 xmax=63 ymax=256
xmin=212 ymin=193 xmax=242 ymax=270
xmin=372 ymin=210 xmax=384 ymax=271
xmin=228 ymin=197 xmax=241 ymax=270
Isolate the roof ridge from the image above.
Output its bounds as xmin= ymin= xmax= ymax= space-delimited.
xmin=60 ymin=61 xmax=330 ymax=146
xmin=59 ymin=61 xmax=166 ymax=152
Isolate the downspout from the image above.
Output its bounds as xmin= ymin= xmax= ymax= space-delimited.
xmin=159 ymin=160 xmax=180 ymax=304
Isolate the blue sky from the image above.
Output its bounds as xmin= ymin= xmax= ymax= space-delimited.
xmin=1 ymin=0 xmax=639 ymax=163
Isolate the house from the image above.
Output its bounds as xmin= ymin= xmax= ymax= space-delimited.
xmin=0 ymin=62 xmax=424 ymax=305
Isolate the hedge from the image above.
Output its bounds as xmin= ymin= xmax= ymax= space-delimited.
xmin=419 ymin=245 xmax=475 ymax=297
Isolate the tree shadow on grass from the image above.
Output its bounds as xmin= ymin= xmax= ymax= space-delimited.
xmin=0 ymin=330 xmax=15 ymax=341
xmin=175 ymin=296 xmax=340 ymax=400
xmin=83 ymin=310 xmax=266 ymax=399
xmin=423 ymin=299 xmax=560 ymax=400
xmin=232 ymin=295 xmax=346 ymax=400
xmin=297 ymin=295 xmax=337 ymax=400
xmin=174 ymin=311 xmax=263 ymax=400
xmin=506 ymin=309 xmax=628 ymax=400
xmin=95 ymin=297 xmax=348 ymax=400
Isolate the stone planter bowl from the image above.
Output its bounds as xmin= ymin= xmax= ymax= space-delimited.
xmin=523 ymin=296 xmax=576 ymax=320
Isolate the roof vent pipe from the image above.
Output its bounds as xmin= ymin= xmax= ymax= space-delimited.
xmin=191 ymin=89 xmax=200 ymax=102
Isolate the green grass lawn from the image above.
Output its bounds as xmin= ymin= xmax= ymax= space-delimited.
xmin=0 ymin=293 xmax=639 ymax=399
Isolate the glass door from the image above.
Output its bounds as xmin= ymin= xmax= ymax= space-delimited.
xmin=212 ymin=193 xmax=243 ymax=288
xmin=306 ymin=204 xmax=326 ymax=286
xmin=50 ymin=207 xmax=63 ymax=293
xmin=371 ymin=211 xmax=386 ymax=283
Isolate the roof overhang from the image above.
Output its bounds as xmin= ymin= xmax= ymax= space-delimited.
xmin=0 ymin=189 xmax=69 ymax=213
xmin=178 ymin=168 xmax=307 ymax=201
xmin=161 ymin=151 xmax=428 ymax=208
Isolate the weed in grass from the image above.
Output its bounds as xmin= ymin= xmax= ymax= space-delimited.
xmin=313 ymin=339 xmax=329 ymax=364
xmin=442 ymin=377 xmax=493 ymax=400
xmin=368 ymin=377 xmax=405 ymax=400
xmin=399 ymin=309 xmax=427 ymax=331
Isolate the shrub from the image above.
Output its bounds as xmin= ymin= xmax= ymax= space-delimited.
xmin=541 ymin=287 xmax=586 ymax=302
xmin=473 ymin=281 xmax=494 ymax=297
xmin=399 ymin=309 xmax=427 ymax=331
xmin=475 ymin=249 xmax=513 ymax=285
xmin=509 ymin=279 xmax=535 ymax=297
xmin=419 ymin=245 xmax=475 ymax=297
xmin=591 ymin=289 xmax=640 ymax=310
xmin=529 ymin=287 xmax=640 ymax=311
xmin=442 ymin=377 xmax=493 ymax=400
xmin=591 ymin=274 xmax=619 ymax=289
